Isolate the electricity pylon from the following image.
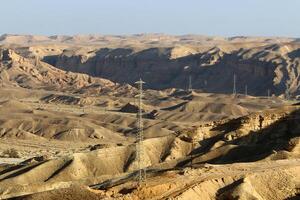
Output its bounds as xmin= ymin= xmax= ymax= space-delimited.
xmin=245 ymin=85 xmax=248 ymax=96
xmin=233 ymin=74 xmax=237 ymax=96
xmin=285 ymin=89 xmax=290 ymax=100
xmin=188 ymin=75 xmax=192 ymax=92
xmin=35 ymin=56 xmax=39 ymax=66
xmin=135 ymin=78 xmax=146 ymax=184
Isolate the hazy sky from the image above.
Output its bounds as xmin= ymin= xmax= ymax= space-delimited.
xmin=1 ymin=0 xmax=299 ymax=37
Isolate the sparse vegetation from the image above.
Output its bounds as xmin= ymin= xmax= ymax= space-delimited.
xmin=0 ymin=148 xmax=20 ymax=158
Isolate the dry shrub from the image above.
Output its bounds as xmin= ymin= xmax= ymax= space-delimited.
xmin=1 ymin=148 xmax=20 ymax=158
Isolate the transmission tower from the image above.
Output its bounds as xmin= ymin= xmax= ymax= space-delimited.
xmin=267 ymin=89 xmax=271 ymax=99
xmin=245 ymin=85 xmax=248 ymax=96
xmin=35 ymin=55 xmax=40 ymax=66
xmin=285 ymin=89 xmax=290 ymax=100
xmin=188 ymin=75 xmax=192 ymax=92
xmin=204 ymin=80 xmax=207 ymax=87
xmin=233 ymin=74 xmax=237 ymax=96
xmin=135 ymin=78 xmax=146 ymax=184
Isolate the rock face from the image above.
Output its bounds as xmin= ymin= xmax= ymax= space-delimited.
xmin=1 ymin=34 xmax=300 ymax=97
xmin=45 ymin=42 xmax=300 ymax=97
xmin=0 ymin=48 xmax=128 ymax=95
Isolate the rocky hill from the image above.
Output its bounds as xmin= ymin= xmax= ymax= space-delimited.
xmin=1 ymin=34 xmax=300 ymax=97
xmin=0 ymin=48 xmax=139 ymax=97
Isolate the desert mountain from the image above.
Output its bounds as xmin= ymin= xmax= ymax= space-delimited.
xmin=48 ymin=43 xmax=300 ymax=97
xmin=1 ymin=34 xmax=299 ymax=97
xmin=0 ymin=48 xmax=140 ymax=97
xmin=1 ymin=34 xmax=297 ymax=46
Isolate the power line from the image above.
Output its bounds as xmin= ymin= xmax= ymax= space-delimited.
xmin=135 ymin=78 xmax=146 ymax=184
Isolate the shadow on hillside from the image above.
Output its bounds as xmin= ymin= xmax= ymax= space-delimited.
xmin=285 ymin=194 xmax=300 ymax=200
xmin=41 ymin=49 xmax=287 ymax=96
xmin=178 ymin=106 xmax=300 ymax=167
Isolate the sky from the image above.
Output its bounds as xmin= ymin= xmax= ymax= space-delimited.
xmin=1 ymin=0 xmax=300 ymax=37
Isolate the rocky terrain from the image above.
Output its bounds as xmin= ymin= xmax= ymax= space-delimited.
xmin=1 ymin=34 xmax=300 ymax=97
xmin=0 ymin=34 xmax=299 ymax=199
xmin=0 ymin=93 xmax=298 ymax=199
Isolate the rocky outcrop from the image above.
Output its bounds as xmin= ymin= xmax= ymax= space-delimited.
xmin=45 ymin=44 xmax=300 ymax=97
xmin=0 ymin=49 xmax=124 ymax=94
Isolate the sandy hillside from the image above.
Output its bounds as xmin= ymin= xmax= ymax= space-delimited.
xmin=0 ymin=103 xmax=299 ymax=199
xmin=0 ymin=34 xmax=299 ymax=199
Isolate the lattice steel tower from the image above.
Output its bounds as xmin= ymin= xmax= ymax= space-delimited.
xmin=35 ymin=55 xmax=40 ymax=66
xmin=188 ymin=75 xmax=192 ymax=92
xmin=233 ymin=74 xmax=237 ymax=95
xmin=285 ymin=89 xmax=290 ymax=100
xmin=135 ymin=78 xmax=146 ymax=184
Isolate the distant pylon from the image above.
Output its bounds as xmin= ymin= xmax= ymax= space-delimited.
xmin=35 ymin=55 xmax=40 ymax=66
xmin=245 ymin=85 xmax=248 ymax=96
xmin=285 ymin=89 xmax=290 ymax=100
xmin=233 ymin=74 xmax=237 ymax=96
xmin=188 ymin=75 xmax=192 ymax=92
xmin=135 ymin=78 xmax=146 ymax=184
xmin=204 ymin=80 xmax=207 ymax=87
xmin=267 ymin=89 xmax=271 ymax=99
